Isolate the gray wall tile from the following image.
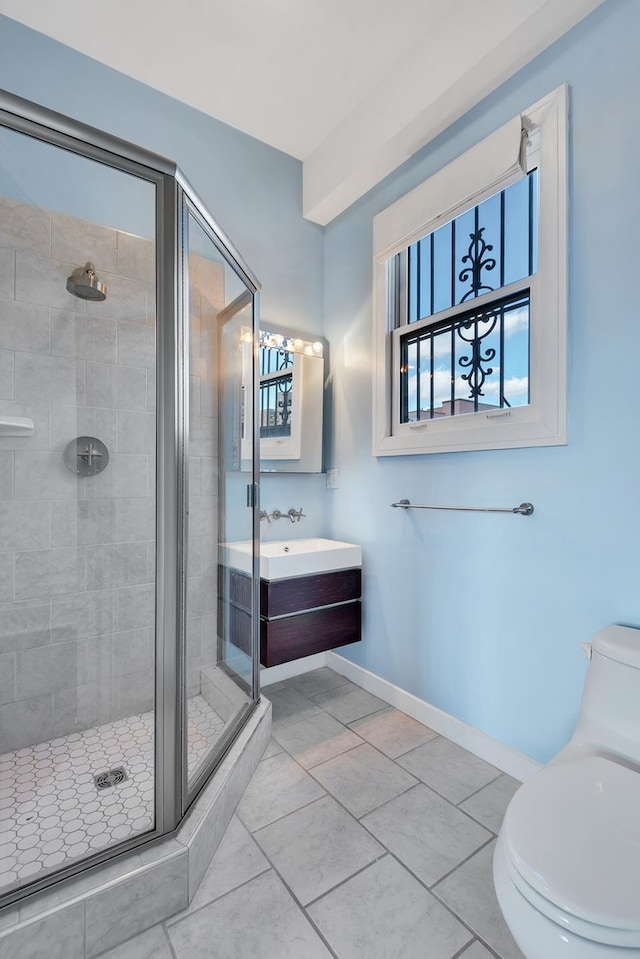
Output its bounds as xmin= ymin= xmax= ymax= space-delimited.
xmin=0 ymin=600 xmax=50 ymax=652
xmin=0 ymin=299 xmax=51 ymax=353
xmin=86 ymin=453 xmax=148 ymax=499
xmin=117 ymin=232 xmax=155 ymax=283
xmin=0 ymin=452 xmax=13 ymax=497
xmin=114 ymin=668 xmax=155 ymax=719
xmin=0 ymin=694 xmax=53 ymax=752
xmin=51 ymin=589 xmax=115 ymax=639
xmin=15 ymin=251 xmax=84 ymax=311
xmin=50 ymin=405 xmax=117 ymax=454
xmin=0 ymin=551 xmax=14 ymax=603
xmin=15 ymin=451 xmax=78 ymax=499
xmin=51 ymin=308 xmax=117 ymax=364
xmin=116 ymin=583 xmax=154 ymax=631
xmin=0 ymin=501 xmax=49 ymax=549
xmin=77 ymin=634 xmax=113 ymax=686
xmin=112 ymin=627 xmax=154 ymax=676
xmin=15 ymin=546 xmax=85 ymax=599
xmin=86 ymin=272 xmax=147 ymax=325
xmin=0 ymin=248 xmax=14 ymax=299
xmin=0 ymin=349 xmax=13 ymax=400
xmin=85 ymin=361 xmax=147 ymax=411
xmin=16 ymin=640 xmax=81 ymax=698
xmin=0 ymin=650 xmax=16 ymax=705
xmin=50 ymin=499 xmax=117 ymax=548
xmin=87 ymin=542 xmax=149 ymax=590
xmin=115 ymin=497 xmax=155 ymax=543
xmin=0 ymin=197 xmax=51 ymax=258
xmin=116 ymin=410 xmax=155 ymax=454
xmin=14 ymin=351 xmax=77 ymax=406
xmin=117 ymin=322 xmax=155 ymax=368
xmin=53 ymin=681 xmax=111 ymax=738
xmin=51 ymin=210 xmax=117 ymax=273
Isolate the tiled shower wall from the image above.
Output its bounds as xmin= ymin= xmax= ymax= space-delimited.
xmin=0 ymin=197 xmax=221 ymax=755
xmin=185 ymin=251 xmax=221 ymax=701
xmin=0 ymin=198 xmax=144 ymax=752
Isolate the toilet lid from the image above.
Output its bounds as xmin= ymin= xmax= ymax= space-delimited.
xmin=503 ymin=756 xmax=640 ymax=934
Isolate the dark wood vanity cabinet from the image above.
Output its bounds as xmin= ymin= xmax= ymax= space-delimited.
xmin=220 ymin=566 xmax=361 ymax=667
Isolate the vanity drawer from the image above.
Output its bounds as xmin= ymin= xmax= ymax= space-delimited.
xmin=260 ymin=601 xmax=361 ymax=667
xmin=261 ymin=568 xmax=361 ymax=618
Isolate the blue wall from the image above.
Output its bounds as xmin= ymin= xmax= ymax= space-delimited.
xmin=3 ymin=3 xmax=639 ymax=763
xmin=0 ymin=15 xmax=328 ymax=533
xmin=323 ymin=0 xmax=640 ymax=763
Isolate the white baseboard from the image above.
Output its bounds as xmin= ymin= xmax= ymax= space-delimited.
xmin=260 ymin=652 xmax=328 ymax=687
xmin=326 ymin=652 xmax=541 ymax=783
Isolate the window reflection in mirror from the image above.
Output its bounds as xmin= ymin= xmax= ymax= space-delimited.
xmin=245 ymin=329 xmax=325 ymax=473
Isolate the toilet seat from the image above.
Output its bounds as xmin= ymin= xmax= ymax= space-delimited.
xmin=502 ymin=755 xmax=640 ymax=947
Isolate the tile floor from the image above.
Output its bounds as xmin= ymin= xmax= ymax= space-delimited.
xmin=94 ymin=668 xmax=525 ymax=959
xmin=0 ymin=694 xmax=223 ymax=893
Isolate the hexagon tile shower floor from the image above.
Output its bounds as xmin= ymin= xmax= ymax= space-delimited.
xmin=0 ymin=695 xmax=223 ymax=892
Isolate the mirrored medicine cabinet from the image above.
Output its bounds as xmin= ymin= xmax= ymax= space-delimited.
xmin=240 ymin=327 xmax=326 ymax=473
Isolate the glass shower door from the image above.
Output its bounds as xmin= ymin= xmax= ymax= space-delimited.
xmin=183 ymin=203 xmax=258 ymax=793
xmin=0 ymin=125 xmax=159 ymax=894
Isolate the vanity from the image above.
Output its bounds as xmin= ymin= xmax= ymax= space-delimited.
xmin=221 ymin=539 xmax=362 ymax=667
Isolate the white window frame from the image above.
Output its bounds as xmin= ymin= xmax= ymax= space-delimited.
xmin=372 ymin=85 xmax=567 ymax=456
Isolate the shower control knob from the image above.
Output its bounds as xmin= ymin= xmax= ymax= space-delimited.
xmin=63 ymin=436 xmax=110 ymax=477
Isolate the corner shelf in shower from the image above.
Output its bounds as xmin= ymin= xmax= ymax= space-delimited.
xmin=0 ymin=416 xmax=34 ymax=437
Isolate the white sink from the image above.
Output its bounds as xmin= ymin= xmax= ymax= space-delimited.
xmin=223 ymin=537 xmax=362 ymax=581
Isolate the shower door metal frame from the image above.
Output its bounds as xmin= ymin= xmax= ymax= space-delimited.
xmin=177 ymin=189 xmax=261 ymax=812
xmin=0 ymin=90 xmax=261 ymax=907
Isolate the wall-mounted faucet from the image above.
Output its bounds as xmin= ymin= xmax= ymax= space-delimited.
xmin=260 ymin=506 xmax=306 ymax=523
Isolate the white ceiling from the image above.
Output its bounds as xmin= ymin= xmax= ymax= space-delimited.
xmin=1 ymin=0 xmax=606 ymax=223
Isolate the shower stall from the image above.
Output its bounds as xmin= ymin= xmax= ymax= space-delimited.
xmin=0 ymin=91 xmax=260 ymax=905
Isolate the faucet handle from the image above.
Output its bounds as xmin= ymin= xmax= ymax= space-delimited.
xmin=260 ymin=509 xmax=271 ymax=524
xmin=287 ymin=507 xmax=306 ymax=523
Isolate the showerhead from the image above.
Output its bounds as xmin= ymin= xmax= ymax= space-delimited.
xmin=66 ymin=262 xmax=107 ymax=301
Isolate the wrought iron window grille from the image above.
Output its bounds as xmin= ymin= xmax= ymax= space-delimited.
xmin=396 ymin=170 xmax=537 ymax=423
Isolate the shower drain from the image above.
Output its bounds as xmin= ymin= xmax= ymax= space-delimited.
xmin=94 ymin=766 xmax=128 ymax=790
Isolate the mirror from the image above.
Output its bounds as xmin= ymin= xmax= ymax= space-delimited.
xmin=256 ymin=328 xmax=325 ymax=473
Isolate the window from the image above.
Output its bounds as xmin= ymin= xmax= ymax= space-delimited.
xmin=372 ymin=86 xmax=567 ymax=456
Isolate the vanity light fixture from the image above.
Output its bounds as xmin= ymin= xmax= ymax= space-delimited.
xmin=259 ymin=330 xmax=323 ymax=358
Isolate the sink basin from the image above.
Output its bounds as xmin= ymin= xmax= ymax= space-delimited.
xmin=223 ymin=537 xmax=362 ymax=581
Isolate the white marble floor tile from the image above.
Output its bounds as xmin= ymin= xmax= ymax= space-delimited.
xmin=308 ymin=855 xmax=472 ymax=959
xmin=254 ymin=795 xmax=383 ymax=905
xmin=311 ymin=683 xmax=388 ymax=724
xmin=167 ymin=870 xmax=334 ymax=959
xmin=434 ymin=842 xmax=525 ymax=959
xmin=459 ymin=774 xmax=520 ymax=834
xmin=288 ymin=667 xmax=351 ymax=698
xmin=237 ymin=751 xmax=325 ymax=832
xmin=397 ymin=737 xmax=501 ymax=804
xmin=459 ymin=942 xmax=497 ymax=959
xmin=361 ymin=783 xmax=491 ymax=887
xmin=349 ymin=708 xmax=437 ymax=758
xmin=273 ymin=709 xmax=363 ymax=769
xmin=265 ymin=686 xmax=323 ymax=732
xmin=310 ymin=742 xmax=416 ymax=818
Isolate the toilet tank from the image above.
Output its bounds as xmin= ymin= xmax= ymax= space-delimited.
xmin=574 ymin=625 xmax=640 ymax=764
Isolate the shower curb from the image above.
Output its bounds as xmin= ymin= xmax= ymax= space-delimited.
xmin=0 ymin=698 xmax=272 ymax=959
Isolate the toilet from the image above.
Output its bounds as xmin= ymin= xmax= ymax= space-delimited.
xmin=493 ymin=625 xmax=640 ymax=957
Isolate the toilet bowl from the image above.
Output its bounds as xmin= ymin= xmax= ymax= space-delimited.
xmin=494 ymin=625 xmax=640 ymax=958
